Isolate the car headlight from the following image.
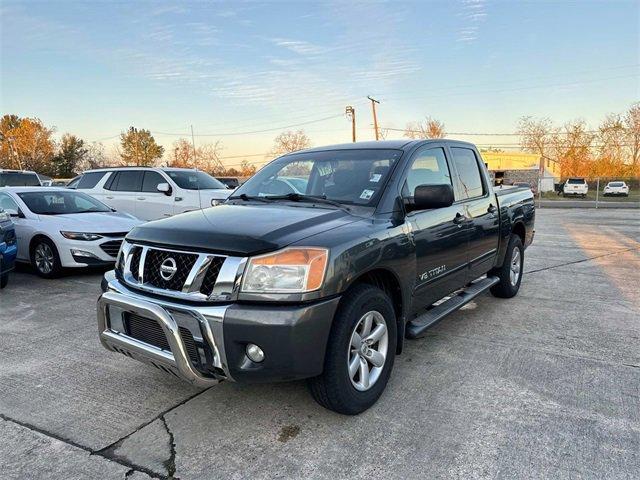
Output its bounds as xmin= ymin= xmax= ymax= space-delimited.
xmin=0 ymin=211 xmax=9 ymax=222
xmin=60 ymin=231 xmax=103 ymax=241
xmin=241 ymin=247 xmax=328 ymax=293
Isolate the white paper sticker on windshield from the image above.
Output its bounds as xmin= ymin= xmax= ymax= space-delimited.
xmin=360 ymin=189 xmax=374 ymax=200
xmin=370 ymin=173 xmax=382 ymax=182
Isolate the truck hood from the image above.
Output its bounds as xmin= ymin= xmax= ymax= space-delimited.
xmin=126 ymin=203 xmax=361 ymax=256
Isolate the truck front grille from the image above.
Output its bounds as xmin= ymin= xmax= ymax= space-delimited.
xmin=120 ymin=243 xmax=238 ymax=301
xmin=126 ymin=313 xmax=199 ymax=365
xmin=143 ymin=249 xmax=198 ymax=291
xmin=199 ymin=256 xmax=225 ymax=296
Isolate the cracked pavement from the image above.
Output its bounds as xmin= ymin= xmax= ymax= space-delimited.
xmin=1 ymin=208 xmax=639 ymax=479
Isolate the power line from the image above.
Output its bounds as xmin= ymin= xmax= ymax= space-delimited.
xmin=152 ymin=114 xmax=344 ymax=137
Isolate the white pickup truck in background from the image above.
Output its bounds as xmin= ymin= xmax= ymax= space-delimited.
xmin=68 ymin=167 xmax=231 ymax=221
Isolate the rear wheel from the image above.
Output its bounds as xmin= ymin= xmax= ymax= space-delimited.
xmin=308 ymin=284 xmax=397 ymax=415
xmin=490 ymin=235 xmax=524 ymax=298
xmin=31 ymin=237 xmax=62 ymax=278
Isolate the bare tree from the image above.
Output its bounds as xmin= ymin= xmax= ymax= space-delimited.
xmin=270 ymin=130 xmax=311 ymax=156
xmin=551 ymin=119 xmax=594 ymax=177
xmin=624 ymin=102 xmax=640 ymax=174
xmin=404 ymin=117 xmax=446 ymax=139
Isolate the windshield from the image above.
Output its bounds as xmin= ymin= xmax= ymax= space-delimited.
xmin=164 ymin=170 xmax=226 ymax=190
xmin=609 ymin=182 xmax=624 ymax=187
xmin=0 ymin=172 xmax=41 ymax=187
xmin=567 ymin=178 xmax=585 ymax=184
xmin=18 ymin=191 xmax=111 ymax=215
xmin=232 ymin=149 xmax=403 ymax=206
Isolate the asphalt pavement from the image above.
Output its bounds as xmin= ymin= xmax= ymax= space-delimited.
xmin=1 ymin=208 xmax=639 ymax=479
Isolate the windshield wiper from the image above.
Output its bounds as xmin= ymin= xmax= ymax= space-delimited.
xmin=228 ymin=194 xmax=273 ymax=203
xmin=263 ymin=193 xmax=350 ymax=211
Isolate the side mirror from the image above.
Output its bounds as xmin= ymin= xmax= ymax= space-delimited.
xmin=408 ymin=184 xmax=454 ymax=212
xmin=6 ymin=208 xmax=24 ymax=218
xmin=157 ymin=183 xmax=172 ymax=196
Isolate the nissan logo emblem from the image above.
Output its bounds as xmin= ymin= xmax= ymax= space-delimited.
xmin=159 ymin=257 xmax=178 ymax=281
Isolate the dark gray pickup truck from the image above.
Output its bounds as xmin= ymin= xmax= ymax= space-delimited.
xmin=98 ymin=139 xmax=534 ymax=414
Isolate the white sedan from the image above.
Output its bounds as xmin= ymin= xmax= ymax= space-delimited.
xmin=0 ymin=187 xmax=142 ymax=278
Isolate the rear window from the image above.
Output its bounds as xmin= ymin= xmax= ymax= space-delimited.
xmin=609 ymin=182 xmax=624 ymax=187
xmin=76 ymin=172 xmax=107 ymax=189
xmin=0 ymin=172 xmax=41 ymax=187
xmin=567 ymin=178 xmax=586 ymax=184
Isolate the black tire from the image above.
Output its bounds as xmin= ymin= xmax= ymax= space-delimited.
xmin=489 ymin=235 xmax=524 ymax=299
xmin=308 ymin=284 xmax=397 ymax=415
xmin=30 ymin=237 xmax=62 ymax=278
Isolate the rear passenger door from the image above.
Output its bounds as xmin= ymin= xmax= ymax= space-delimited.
xmin=102 ymin=171 xmax=143 ymax=218
xmin=138 ymin=171 xmax=173 ymax=221
xmin=448 ymin=147 xmax=500 ymax=281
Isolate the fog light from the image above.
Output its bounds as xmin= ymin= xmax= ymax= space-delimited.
xmin=246 ymin=343 xmax=264 ymax=363
xmin=70 ymin=249 xmax=100 ymax=259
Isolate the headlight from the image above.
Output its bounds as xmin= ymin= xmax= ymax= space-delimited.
xmin=0 ymin=211 xmax=9 ymax=222
xmin=60 ymin=231 xmax=103 ymax=241
xmin=241 ymin=247 xmax=328 ymax=293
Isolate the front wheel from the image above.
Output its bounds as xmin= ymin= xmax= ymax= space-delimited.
xmin=489 ymin=235 xmax=524 ymax=298
xmin=308 ymin=284 xmax=397 ymax=415
xmin=31 ymin=237 xmax=62 ymax=278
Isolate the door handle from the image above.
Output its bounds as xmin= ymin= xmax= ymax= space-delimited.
xmin=136 ymin=197 xmax=146 ymax=201
xmin=106 ymin=196 xmax=114 ymax=200
xmin=453 ymin=212 xmax=466 ymax=225
xmin=487 ymin=204 xmax=497 ymax=214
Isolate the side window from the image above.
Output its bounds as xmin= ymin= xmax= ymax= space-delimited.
xmin=76 ymin=172 xmax=106 ymax=189
xmin=403 ymin=147 xmax=452 ymax=196
xmin=112 ymin=171 xmax=143 ymax=192
xmin=450 ymin=147 xmax=485 ymax=200
xmin=0 ymin=192 xmax=19 ymax=212
xmin=66 ymin=176 xmax=81 ymax=189
xmin=142 ymin=171 xmax=167 ymax=193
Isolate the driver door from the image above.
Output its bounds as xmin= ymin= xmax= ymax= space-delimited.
xmin=401 ymin=146 xmax=469 ymax=312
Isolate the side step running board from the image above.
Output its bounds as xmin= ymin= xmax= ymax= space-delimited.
xmin=406 ymin=276 xmax=500 ymax=339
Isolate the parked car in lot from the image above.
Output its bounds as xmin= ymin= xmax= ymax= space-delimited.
xmin=0 ymin=188 xmax=141 ymax=278
xmin=0 ymin=169 xmax=42 ymax=187
xmin=98 ymin=139 xmax=535 ymax=414
xmin=68 ymin=167 xmax=232 ymax=221
xmin=563 ymin=178 xmax=588 ymax=197
xmin=0 ymin=207 xmax=17 ymax=289
xmin=603 ymin=181 xmax=630 ymax=197
xmin=215 ymin=177 xmax=240 ymax=189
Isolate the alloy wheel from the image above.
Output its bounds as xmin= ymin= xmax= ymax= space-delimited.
xmin=348 ymin=311 xmax=389 ymax=391
xmin=509 ymin=248 xmax=521 ymax=286
xmin=35 ymin=243 xmax=54 ymax=274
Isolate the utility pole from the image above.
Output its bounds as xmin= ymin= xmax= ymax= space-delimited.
xmin=345 ymin=106 xmax=356 ymax=142
xmin=367 ymin=96 xmax=380 ymax=141
xmin=190 ymin=125 xmax=197 ymax=169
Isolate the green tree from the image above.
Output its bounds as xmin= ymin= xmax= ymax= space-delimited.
xmin=52 ymin=134 xmax=87 ymax=177
xmin=119 ymin=127 xmax=164 ymax=166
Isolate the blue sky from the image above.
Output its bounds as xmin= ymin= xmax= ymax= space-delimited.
xmin=1 ymin=0 xmax=638 ymax=164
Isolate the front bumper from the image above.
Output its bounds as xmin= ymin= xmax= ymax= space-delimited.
xmin=98 ymin=272 xmax=340 ymax=386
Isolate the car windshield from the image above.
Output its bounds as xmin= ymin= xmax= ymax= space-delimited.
xmin=18 ymin=191 xmax=111 ymax=215
xmin=609 ymin=182 xmax=624 ymax=187
xmin=231 ymin=149 xmax=403 ymax=206
xmin=567 ymin=178 xmax=585 ymax=184
xmin=164 ymin=170 xmax=226 ymax=190
xmin=0 ymin=172 xmax=41 ymax=187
